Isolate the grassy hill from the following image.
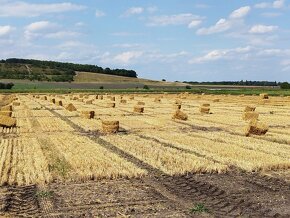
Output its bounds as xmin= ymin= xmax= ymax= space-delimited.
xmin=74 ymin=72 xmax=186 ymax=87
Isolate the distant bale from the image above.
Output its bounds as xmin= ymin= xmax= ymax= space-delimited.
xmin=42 ymin=96 xmax=48 ymax=100
xmin=65 ymin=103 xmax=77 ymax=112
xmin=154 ymin=98 xmax=161 ymax=103
xmin=260 ymin=93 xmax=269 ymax=99
xmin=244 ymin=106 xmax=256 ymax=112
xmin=129 ymin=96 xmax=134 ymax=100
xmin=99 ymin=95 xmax=103 ymax=100
xmin=86 ymin=100 xmax=93 ymax=104
xmin=80 ymin=111 xmax=95 ymax=119
xmin=175 ymin=104 xmax=182 ymax=110
xmin=111 ymin=97 xmax=116 ymax=101
xmin=200 ymin=106 xmax=210 ymax=114
xmin=73 ymin=97 xmax=78 ymax=100
xmin=242 ymin=112 xmax=259 ymax=121
xmin=175 ymin=99 xmax=182 ymax=105
xmin=107 ymin=103 xmax=116 ymax=108
xmin=137 ymin=101 xmax=145 ymax=106
xmin=79 ymin=94 xmax=84 ymax=98
xmin=57 ymin=101 xmax=63 ymax=106
xmin=134 ymin=106 xmax=144 ymax=113
xmin=213 ymin=99 xmax=220 ymax=102
xmin=120 ymin=99 xmax=127 ymax=104
xmin=172 ymin=110 xmax=188 ymax=121
xmin=0 ymin=111 xmax=12 ymax=117
xmin=0 ymin=115 xmax=16 ymax=127
xmin=102 ymin=120 xmax=119 ymax=133
xmin=1 ymin=105 xmax=12 ymax=111
xmin=51 ymin=99 xmax=56 ymax=104
xmin=202 ymin=103 xmax=210 ymax=107
xmin=12 ymin=102 xmax=20 ymax=106
xmin=245 ymin=120 xmax=268 ymax=136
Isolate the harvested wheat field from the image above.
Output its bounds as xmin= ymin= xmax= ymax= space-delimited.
xmin=0 ymin=93 xmax=289 ymax=217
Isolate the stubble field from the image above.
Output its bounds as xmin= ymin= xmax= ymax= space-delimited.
xmin=0 ymin=92 xmax=289 ymax=217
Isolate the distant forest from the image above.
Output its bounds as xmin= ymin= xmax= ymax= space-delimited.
xmin=0 ymin=58 xmax=137 ymax=82
xmin=184 ymin=81 xmax=279 ymax=86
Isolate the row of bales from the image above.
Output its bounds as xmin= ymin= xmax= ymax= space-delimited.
xmin=38 ymin=94 xmax=120 ymax=134
xmin=36 ymin=92 xmax=274 ymax=137
xmin=0 ymin=95 xmax=19 ymax=128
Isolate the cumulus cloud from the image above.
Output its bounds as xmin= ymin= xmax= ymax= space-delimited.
xmin=0 ymin=25 xmax=13 ymax=37
xmin=147 ymin=13 xmax=203 ymax=27
xmin=249 ymin=25 xmax=278 ymax=34
xmin=189 ymin=46 xmax=252 ymax=64
xmin=113 ymin=51 xmax=143 ymax=64
xmin=0 ymin=1 xmax=86 ymax=17
xmin=197 ymin=18 xmax=232 ymax=35
xmin=123 ymin=7 xmax=144 ymax=17
xmin=255 ymin=0 xmax=285 ymax=9
xmin=197 ymin=6 xmax=251 ymax=35
xmin=229 ymin=6 xmax=251 ymax=19
xmin=95 ymin=10 xmax=105 ymax=17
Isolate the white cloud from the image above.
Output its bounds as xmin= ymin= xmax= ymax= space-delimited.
xmin=148 ymin=13 xmax=203 ymax=26
xmin=249 ymin=25 xmax=278 ymax=34
xmin=45 ymin=31 xmax=81 ymax=39
xmin=261 ymin=12 xmax=282 ymax=17
xmin=229 ymin=6 xmax=251 ymax=19
xmin=189 ymin=46 xmax=252 ymax=64
xmin=273 ymin=0 xmax=285 ymax=8
xmin=95 ymin=10 xmax=105 ymax=17
xmin=113 ymin=51 xmax=143 ymax=64
xmin=0 ymin=2 xmax=86 ymax=17
xmin=188 ymin=20 xmax=202 ymax=28
xmin=123 ymin=7 xmax=144 ymax=17
xmin=0 ymin=25 xmax=13 ymax=37
xmin=197 ymin=6 xmax=250 ymax=35
xmin=24 ymin=21 xmax=61 ymax=40
xmin=197 ymin=18 xmax=232 ymax=35
xmin=255 ymin=0 xmax=285 ymax=9
xmin=147 ymin=6 xmax=158 ymax=13
xmin=25 ymin=21 xmax=58 ymax=32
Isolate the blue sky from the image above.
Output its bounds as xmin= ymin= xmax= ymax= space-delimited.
xmin=0 ymin=0 xmax=289 ymax=81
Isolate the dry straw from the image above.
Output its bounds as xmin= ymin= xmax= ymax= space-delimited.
xmin=80 ymin=111 xmax=95 ymax=119
xmin=66 ymin=103 xmax=77 ymax=112
xmin=57 ymin=101 xmax=63 ymax=106
xmin=246 ymin=120 xmax=268 ymax=136
xmin=13 ymin=102 xmax=20 ymax=106
xmin=172 ymin=110 xmax=188 ymax=120
xmin=244 ymin=106 xmax=256 ymax=112
xmin=200 ymin=106 xmax=210 ymax=114
xmin=107 ymin=103 xmax=116 ymax=108
xmin=1 ymin=105 xmax=12 ymax=111
xmin=86 ymin=100 xmax=93 ymax=104
xmin=0 ymin=115 xmax=16 ymax=127
xmin=260 ymin=93 xmax=269 ymax=99
xmin=175 ymin=104 xmax=182 ymax=110
xmin=102 ymin=121 xmax=119 ymax=133
xmin=242 ymin=112 xmax=259 ymax=121
xmin=134 ymin=106 xmax=144 ymax=113
xmin=0 ymin=111 xmax=12 ymax=117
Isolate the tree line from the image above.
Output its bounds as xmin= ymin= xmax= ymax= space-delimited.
xmin=184 ymin=80 xmax=279 ymax=86
xmin=0 ymin=58 xmax=137 ymax=79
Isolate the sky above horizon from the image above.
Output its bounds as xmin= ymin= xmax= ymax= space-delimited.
xmin=0 ymin=0 xmax=289 ymax=82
